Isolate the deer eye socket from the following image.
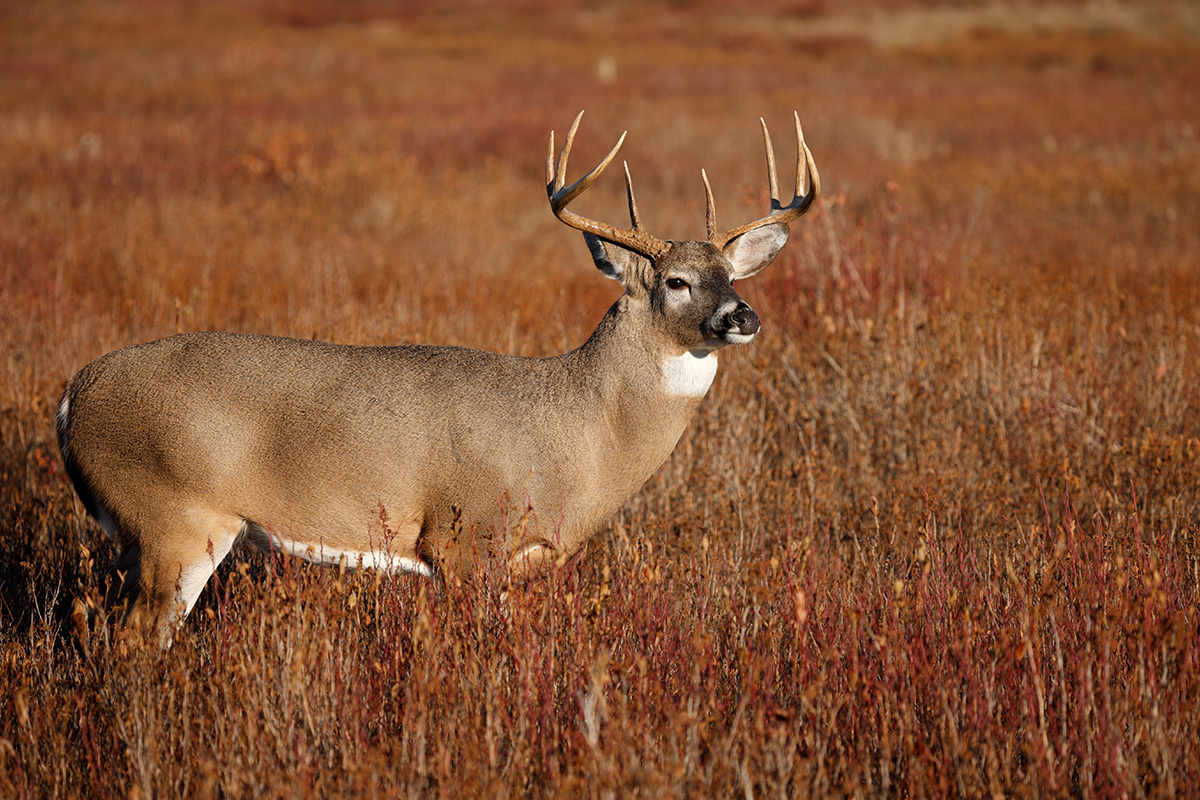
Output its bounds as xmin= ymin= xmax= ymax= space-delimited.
xmin=666 ymin=278 xmax=690 ymax=291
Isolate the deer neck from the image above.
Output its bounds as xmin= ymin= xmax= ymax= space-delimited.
xmin=569 ymin=294 xmax=716 ymax=451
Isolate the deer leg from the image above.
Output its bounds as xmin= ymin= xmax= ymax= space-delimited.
xmin=71 ymin=541 xmax=143 ymax=647
xmin=102 ymin=543 xmax=142 ymax=609
xmin=126 ymin=508 xmax=243 ymax=647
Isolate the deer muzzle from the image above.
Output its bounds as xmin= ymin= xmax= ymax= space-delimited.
xmin=707 ymin=301 xmax=760 ymax=346
xmin=728 ymin=303 xmax=760 ymax=336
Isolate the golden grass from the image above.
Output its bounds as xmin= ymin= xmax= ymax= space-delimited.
xmin=2 ymin=1 xmax=1199 ymax=796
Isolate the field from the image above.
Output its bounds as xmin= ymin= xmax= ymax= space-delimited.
xmin=2 ymin=0 xmax=1199 ymax=796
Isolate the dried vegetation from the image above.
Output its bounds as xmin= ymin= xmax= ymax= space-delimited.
xmin=2 ymin=0 xmax=1199 ymax=796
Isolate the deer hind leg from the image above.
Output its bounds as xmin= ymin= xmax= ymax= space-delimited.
xmin=72 ymin=540 xmax=143 ymax=645
xmin=125 ymin=507 xmax=243 ymax=648
xmin=103 ymin=542 xmax=144 ymax=614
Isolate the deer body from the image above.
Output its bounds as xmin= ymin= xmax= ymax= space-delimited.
xmin=59 ymin=113 xmax=818 ymax=644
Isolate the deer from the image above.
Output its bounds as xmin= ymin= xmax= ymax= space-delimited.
xmin=57 ymin=112 xmax=819 ymax=646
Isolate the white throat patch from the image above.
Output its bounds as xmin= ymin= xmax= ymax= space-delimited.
xmin=661 ymin=350 xmax=719 ymax=397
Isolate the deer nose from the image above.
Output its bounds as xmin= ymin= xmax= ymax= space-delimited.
xmin=729 ymin=304 xmax=760 ymax=335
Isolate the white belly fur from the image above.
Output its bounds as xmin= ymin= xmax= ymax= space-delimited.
xmin=268 ymin=533 xmax=434 ymax=577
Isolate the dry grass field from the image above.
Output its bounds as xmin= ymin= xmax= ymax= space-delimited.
xmin=3 ymin=0 xmax=1199 ymax=796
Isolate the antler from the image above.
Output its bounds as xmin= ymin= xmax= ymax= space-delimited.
xmin=547 ymin=112 xmax=670 ymax=261
xmin=705 ymin=112 xmax=821 ymax=249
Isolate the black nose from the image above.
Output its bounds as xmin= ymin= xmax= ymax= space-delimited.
xmin=729 ymin=304 xmax=760 ymax=335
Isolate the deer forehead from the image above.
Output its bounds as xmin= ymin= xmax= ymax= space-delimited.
xmin=656 ymin=240 xmax=734 ymax=280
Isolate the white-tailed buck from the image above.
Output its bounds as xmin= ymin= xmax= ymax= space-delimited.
xmin=58 ymin=112 xmax=819 ymax=645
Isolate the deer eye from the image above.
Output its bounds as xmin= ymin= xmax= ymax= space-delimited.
xmin=666 ymin=278 xmax=690 ymax=291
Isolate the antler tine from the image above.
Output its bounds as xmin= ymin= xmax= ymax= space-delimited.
xmin=709 ymin=111 xmax=821 ymax=249
xmin=547 ymin=112 xmax=624 ymax=211
xmin=623 ymin=162 xmax=644 ymax=231
xmin=556 ymin=111 xmax=585 ymax=192
xmin=793 ymin=112 xmax=813 ymax=202
xmin=701 ymin=169 xmax=717 ymax=243
xmin=546 ymin=112 xmax=670 ymax=260
xmin=761 ymin=118 xmax=781 ymax=208
xmin=545 ymin=128 xmax=557 ymax=192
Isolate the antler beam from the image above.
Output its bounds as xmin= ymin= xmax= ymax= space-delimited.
xmin=547 ymin=112 xmax=670 ymax=261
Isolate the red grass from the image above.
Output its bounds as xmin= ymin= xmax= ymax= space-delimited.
xmin=2 ymin=0 xmax=1198 ymax=796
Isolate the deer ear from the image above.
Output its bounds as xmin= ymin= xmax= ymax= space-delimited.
xmin=585 ymin=233 xmax=646 ymax=284
xmin=722 ymin=223 xmax=789 ymax=280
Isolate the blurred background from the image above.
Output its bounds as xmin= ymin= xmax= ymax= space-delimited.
xmin=6 ymin=0 xmax=1196 ymax=351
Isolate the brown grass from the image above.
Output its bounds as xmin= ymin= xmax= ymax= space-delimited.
xmin=3 ymin=0 xmax=1199 ymax=796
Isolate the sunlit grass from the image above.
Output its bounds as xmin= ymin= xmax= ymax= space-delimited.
xmin=2 ymin=0 xmax=1198 ymax=796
